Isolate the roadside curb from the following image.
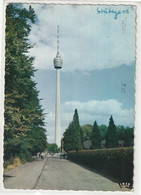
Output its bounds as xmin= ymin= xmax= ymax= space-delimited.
xmin=33 ymin=157 xmax=48 ymax=189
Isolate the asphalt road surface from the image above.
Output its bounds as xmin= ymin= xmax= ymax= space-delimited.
xmin=4 ymin=156 xmax=131 ymax=191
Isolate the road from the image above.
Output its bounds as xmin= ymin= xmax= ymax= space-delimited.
xmin=4 ymin=156 xmax=131 ymax=191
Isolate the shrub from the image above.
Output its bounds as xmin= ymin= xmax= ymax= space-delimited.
xmin=4 ymin=157 xmax=22 ymax=172
xmin=19 ymin=151 xmax=32 ymax=163
xmin=68 ymin=147 xmax=133 ymax=184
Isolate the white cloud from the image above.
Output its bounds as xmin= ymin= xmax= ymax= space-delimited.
xmin=30 ymin=43 xmax=55 ymax=69
xmin=28 ymin=4 xmax=135 ymax=72
xmin=61 ymin=99 xmax=134 ymax=128
xmin=46 ymin=99 xmax=134 ymax=143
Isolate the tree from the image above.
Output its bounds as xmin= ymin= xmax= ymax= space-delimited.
xmin=73 ymin=109 xmax=84 ymax=148
xmin=81 ymin=124 xmax=92 ymax=141
xmin=63 ymin=109 xmax=83 ymax=152
xmin=116 ymin=125 xmax=126 ymax=140
xmin=4 ymin=4 xmax=47 ymax=163
xmin=63 ymin=122 xmax=77 ymax=152
xmin=105 ymin=116 xmax=119 ymax=148
xmin=48 ymin=143 xmax=59 ymax=154
xmin=124 ymin=127 xmax=134 ymax=147
xmin=91 ymin=121 xmax=101 ymax=149
xmin=98 ymin=124 xmax=108 ymax=140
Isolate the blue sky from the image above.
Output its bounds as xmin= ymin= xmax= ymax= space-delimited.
xmin=26 ymin=4 xmax=135 ymax=143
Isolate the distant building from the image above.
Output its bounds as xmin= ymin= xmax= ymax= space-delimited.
xmin=118 ymin=140 xmax=124 ymax=147
xmin=101 ymin=140 xmax=106 ymax=148
xmin=83 ymin=140 xmax=92 ymax=149
xmin=83 ymin=139 xmax=125 ymax=149
xmin=101 ymin=140 xmax=124 ymax=148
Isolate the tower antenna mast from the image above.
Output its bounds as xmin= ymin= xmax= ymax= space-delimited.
xmin=57 ymin=25 xmax=59 ymax=54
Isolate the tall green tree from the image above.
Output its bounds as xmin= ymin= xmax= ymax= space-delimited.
xmin=63 ymin=109 xmax=83 ymax=152
xmin=105 ymin=116 xmax=119 ymax=148
xmin=4 ymin=4 xmax=47 ymax=163
xmin=81 ymin=124 xmax=92 ymax=141
xmin=73 ymin=109 xmax=83 ymax=148
xmin=116 ymin=125 xmax=126 ymax=140
xmin=91 ymin=121 xmax=101 ymax=149
xmin=124 ymin=127 xmax=134 ymax=147
xmin=98 ymin=124 xmax=108 ymax=140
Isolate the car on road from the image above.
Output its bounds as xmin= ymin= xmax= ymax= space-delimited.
xmin=59 ymin=153 xmax=67 ymax=159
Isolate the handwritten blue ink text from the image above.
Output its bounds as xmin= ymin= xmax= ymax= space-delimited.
xmin=97 ymin=8 xmax=129 ymax=19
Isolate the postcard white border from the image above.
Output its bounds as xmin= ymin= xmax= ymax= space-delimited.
xmin=0 ymin=0 xmax=141 ymax=195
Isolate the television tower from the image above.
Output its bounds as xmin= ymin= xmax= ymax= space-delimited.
xmin=53 ymin=25 xmax=63 ymax=148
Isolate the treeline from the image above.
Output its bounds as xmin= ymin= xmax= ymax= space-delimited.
xmin=4 ymin=4 xmax=47 ymax=166
xmin=63 ymin=109 xmax=134 ymax=152
xmin=82 ymin=120 xmax=133 ymax=148
xmin=82 ymin=123 xmax=133 ymax=144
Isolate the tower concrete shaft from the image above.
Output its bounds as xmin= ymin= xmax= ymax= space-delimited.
xmin=53 ymin=25 xmax=62 ymax=148
xmin=55 ymin=69 xmax=61 ymax=148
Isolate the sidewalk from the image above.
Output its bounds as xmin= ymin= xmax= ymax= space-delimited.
xmin=3 ymin=157 xmax=46 ymax=190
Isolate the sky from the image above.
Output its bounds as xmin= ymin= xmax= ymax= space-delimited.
xmin=24 ymin=4 xmax=135 ymax=143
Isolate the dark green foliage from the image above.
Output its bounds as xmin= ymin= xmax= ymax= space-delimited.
xmin=27 ymin=127 xmax=47 ymax=155
xmin=105 ymin=116 xmax=119 ymax=148
xmin=81 ymin=120 xmax=133 ymax=150
xmin=81 ymin=124 xmax=108 ymax=142
xmin=116 ymin=125 xmax=126 ymax=140
xmin=116 ymin=126 xmax=134 ymax=146
xmin=81 ymin=122 xmax=134 ymax=148
xmin=63 ymin=109 xmax=83 ymax=152
xmin=124 ymin=127 xmax=134 ymax=147
xmin=73 ymin=109 xmax=83 ymax=147
xmin=68 ymin=147 xmax=133 ymax=185
xmin=4 ymin=4 xmax=47 ymax=164
xmin=48 ymin=143 xmax=59 ymax=154
xmin=98 ymin=124 xmax=107 ymax=140
xmin=91 ymin=121 xmax=101 ymax=149
xmin=81 ymin=124 xmax=92 ymax=141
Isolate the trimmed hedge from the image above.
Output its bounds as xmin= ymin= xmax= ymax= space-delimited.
xmin=68 ymin=147 xmax=133 ymax=184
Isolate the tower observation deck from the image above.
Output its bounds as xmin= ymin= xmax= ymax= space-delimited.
xmin=54 ymin=25 xmax=63 ymax=69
